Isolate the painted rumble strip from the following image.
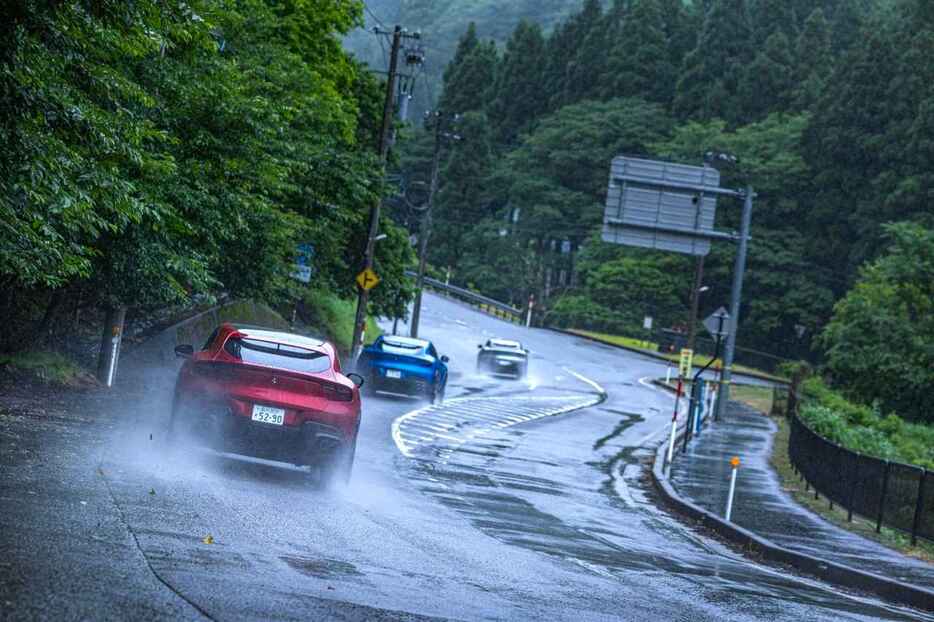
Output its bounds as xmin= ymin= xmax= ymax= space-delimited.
xmin=392 ymin=370 xmax=606 ymax=458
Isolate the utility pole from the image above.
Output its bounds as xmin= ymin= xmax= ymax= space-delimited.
xmin=686 ymin=255 xmax=705 ymax=352
xmin=410 ymin=111 xmax=461 ymax=338
xmin=350 ymin=25 xmax=420 ymax=362
xmin=715 ymin=187 xmax=754 ymax=420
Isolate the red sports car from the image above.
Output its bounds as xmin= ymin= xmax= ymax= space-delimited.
xmin=169 ymin=323 xmax=363 ymax=485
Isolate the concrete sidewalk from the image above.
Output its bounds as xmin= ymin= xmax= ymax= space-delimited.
xmin=669 ymin=402 xmax=934 ymax=590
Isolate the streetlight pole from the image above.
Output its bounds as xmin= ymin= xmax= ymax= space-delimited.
xmin=350 ymin=26 xmax=420 ymax=362
xmin=715 ymin=186 xmax=754 ymax=420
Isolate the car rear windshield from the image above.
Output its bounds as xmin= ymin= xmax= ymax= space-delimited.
xmin=380 ymin=339 xmax=424 ymax=355
xmin=224 ymin=337 xmax=331 ymax=374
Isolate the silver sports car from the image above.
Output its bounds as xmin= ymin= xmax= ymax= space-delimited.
xmin=476 ymin=339 xmax=529 ymax=379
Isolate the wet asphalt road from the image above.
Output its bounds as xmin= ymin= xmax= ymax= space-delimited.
xmin=1 ymin=293 xmax=931 ymax=621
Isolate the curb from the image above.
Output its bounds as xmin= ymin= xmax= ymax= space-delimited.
xmin=547 ymin=327 xmax=788 ymax=386
xmin=650 ymin=432 xmax=934 ymax=612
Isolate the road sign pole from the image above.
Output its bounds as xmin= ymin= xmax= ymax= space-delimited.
xmin=716 ymin=187 xmax=754 ymax=421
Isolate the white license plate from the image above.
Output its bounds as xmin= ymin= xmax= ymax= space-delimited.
xmin=251 ymin=405 xmax=285 ymax=426
xmin=386 ymin=369 xmax=402 ymax=379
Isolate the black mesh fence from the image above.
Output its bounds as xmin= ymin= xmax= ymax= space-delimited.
xmin=788 ymin=414 xmax=932 ymax=544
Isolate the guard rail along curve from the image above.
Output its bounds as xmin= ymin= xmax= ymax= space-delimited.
xmin=404 ymin=271 xmax=523 ymax=324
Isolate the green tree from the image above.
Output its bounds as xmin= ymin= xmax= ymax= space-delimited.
xmin=802 ymin=15 xmax=901 ymax=276
xmin=440 ymin=25 xmax=499 ymax=114
xmin=740 ymin=31 xmax=795 ymax=121
xmin=489 ymin=20 xmax=547 ymax=145
xmin=673 ymin=0 xmax=754 ymax=124
xmin=545 ymin=0 xmax=606 ymax=110
xmin=429 ymin=112 xmax=496 ymax=273
xmin=459 ymin=98 xmax=673 ymax=302
xmin=601 ymin=0 xmax=677 ymax=105
xmin=820 ymin=223 xmax=934 ymax=422
xmin=751 ymin=0 xmax=797 ymax=44
xmin=793 ymin=9 xmax=834 ymax=110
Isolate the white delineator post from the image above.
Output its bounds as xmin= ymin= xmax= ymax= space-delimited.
xmin=666 ymin=364 xmax=672 ymax=384
xmin=666 ymin=377 xmax=684 ymax=472
xmin=526 ymin=295 xmax=535 ymax=328
xmin=725 ymin=456 xmax=741 ymax=522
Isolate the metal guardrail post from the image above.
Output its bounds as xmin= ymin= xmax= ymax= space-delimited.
xmin=912 ymin=469 xmax=927 ymax=545
xmin=847 ymin=457 xmax=860 ymax=522
xmin=877 ymin=461 xmax=891 ymax=534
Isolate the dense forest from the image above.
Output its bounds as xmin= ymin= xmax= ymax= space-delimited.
xmin=1 ymin=0 xmax=414 ymax=352
xmin=344 ymin=0 xmax=587 ymax=117
xmin=401 ymin=0 xmax=933 ymax=421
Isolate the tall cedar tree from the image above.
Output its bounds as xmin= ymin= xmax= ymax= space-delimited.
xmin=751 ymin=0 xmax=797 ymax=44
xmin=673 ymin=0 xmax=754 ymax=124
xmin=739 ymin=31 xmax=795 ymax=121
xmin=802 ymin=16 xmax=901 ymax=276
xmin=440 ymin=24 xmax=499 ymax=114
xmin=601 ymin=0 xmax=677 ymax=105
xmin=548 ymin=0 xmax=605 ymax=110
xmin=489 ymin=20 xmax=548 ymax=146
xmin=792 ymin=9 xmax=833 ymax=111
xmin=430 ymin=112 xmax=496 ymax=273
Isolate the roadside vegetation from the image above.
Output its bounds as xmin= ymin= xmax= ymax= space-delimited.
xmin=301 ymin=290 xmax=382 ymax=356
xmin=1 ymin=1 xmax=414 ymax=360
xmin=770 ymin=415 xmax=934 ymax=563
xmin=402 ymin=0 xmax=932 ymax=369
xmin=0 ymin=351 xmax=96 ymax=388
xmin=799 ymin=378 xmax=934 ymax=471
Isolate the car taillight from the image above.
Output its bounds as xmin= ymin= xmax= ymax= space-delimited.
xmin=322 ymin=383 xmax=353 ymax=402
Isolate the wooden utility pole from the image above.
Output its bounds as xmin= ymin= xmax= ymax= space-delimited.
xmin=410 ymin=111 xmax=460 ymax=338
xmin=350 ymin=26 xmax=419 ymax=362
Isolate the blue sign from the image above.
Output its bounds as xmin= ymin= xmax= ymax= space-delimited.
xmin=292 ymin=243 xmax=315 ymax=283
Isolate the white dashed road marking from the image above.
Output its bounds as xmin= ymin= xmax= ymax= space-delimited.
xmin=392 ymin=370 xmax=605 ymax=459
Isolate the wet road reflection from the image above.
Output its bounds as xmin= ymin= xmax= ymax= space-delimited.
xmin=400 ymin=398 xmax=932 ymax=621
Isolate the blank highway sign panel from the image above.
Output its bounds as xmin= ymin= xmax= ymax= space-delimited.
xmin=602 ymin=157 xmax=721 ymax=256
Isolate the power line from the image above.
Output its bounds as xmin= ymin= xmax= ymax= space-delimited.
xmin=362 ymin=2 xmax=387 ymax=29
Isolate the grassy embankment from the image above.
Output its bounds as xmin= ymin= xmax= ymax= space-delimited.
xmin=0 ymin=351 xmax=96 ymax=388
xmin=755 ymin=376 xmax=934 ymax=561
xmin=568 ymin=328 xmax=787 ymax=381
xmin=3 ymin=294 xmax=382 ymax=387
xmin=299 ymin=289 xmax=382 ymax=356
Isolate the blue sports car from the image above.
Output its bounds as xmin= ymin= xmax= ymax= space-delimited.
xmin=357 ymin=335 xmax=449 ymax=404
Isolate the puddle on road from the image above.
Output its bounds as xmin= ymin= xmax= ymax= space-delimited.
xmin=282 ymin=555 xmax=364 ymax=580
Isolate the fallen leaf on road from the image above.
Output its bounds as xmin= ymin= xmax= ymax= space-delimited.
xmin=202 ymin=535 xmax=214 ymax=545
xmin=149 ymin=488 xmax=156 ymax=496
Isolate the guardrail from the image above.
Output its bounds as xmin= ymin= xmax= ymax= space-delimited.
xmin=406 ymin=272 xmax=523 ymax=323
xmin=788 ymin=410 xmax=933 ymax=545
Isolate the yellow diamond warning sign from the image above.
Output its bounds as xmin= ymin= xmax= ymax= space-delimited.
xmin=356 ymin=268 xmax=380 ymax=291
